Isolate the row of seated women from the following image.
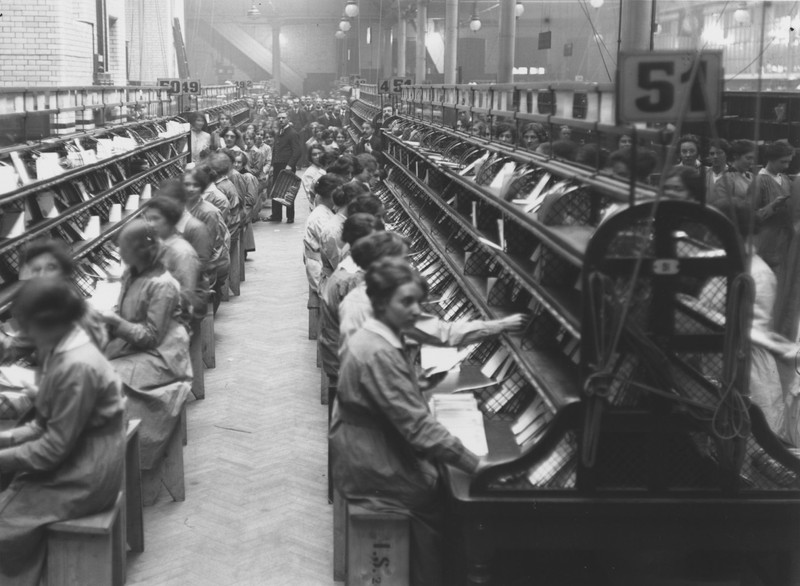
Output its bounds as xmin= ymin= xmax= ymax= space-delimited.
xmin=0 ymin=161 xmax=242 ymax=583
xmin=299 ymin=155 xmax=527 ymax=586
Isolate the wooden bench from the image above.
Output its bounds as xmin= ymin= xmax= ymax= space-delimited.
xmin=47 ymin=491 xmax=126 ymax=586
xmin=345 ymin=501 xmax=410 ymax=586
xmin=141 ymin=402 xmax=186 ymax=506
xmin=125 ymin=419 xmax=144 ymax=553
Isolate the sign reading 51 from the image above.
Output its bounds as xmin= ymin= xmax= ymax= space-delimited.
xmin=617 ymin=51 xmax=722 ymax=124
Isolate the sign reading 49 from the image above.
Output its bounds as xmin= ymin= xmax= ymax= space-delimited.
xmin=617 ymin=51 xmax=722 ymax=124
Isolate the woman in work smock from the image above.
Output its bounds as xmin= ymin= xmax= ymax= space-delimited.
xmin=330 ymin=257 xmax=486 ymax=586
xmin=0 ymin=278 xmax=125 ymax=586
xmin=101 ymin=220 xmax=191 ymax=473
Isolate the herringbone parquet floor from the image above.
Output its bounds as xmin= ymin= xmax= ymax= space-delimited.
xmin=126 ymin=196 xmax=338 ymax=585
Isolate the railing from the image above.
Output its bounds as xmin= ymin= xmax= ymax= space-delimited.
xmin=392 ymin=81 xmax=675 ymax=168
xmin=0 ymin=84 xmax=246 ymax=146
xmin=400 ymin=81 xmax=617 ymax=127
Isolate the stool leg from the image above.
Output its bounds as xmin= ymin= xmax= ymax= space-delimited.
xmin=163 ymin=407 xmax=186 ymax=502
xmin=239 ymin=230 xmax=246 ymax=282
xmin=229 ymin=234 xmax=241 ymax=296
xmin=202 ymin=311 xmax=216 ymax=369
xmin=126 ymin=429 xmax=144 ymax=552
xmin=113 ymin=503 xmax=126 ymax=586
xmin=189 ymin=325 xmax=205 ymax=401
xmin=333 ymin=489 xmax=346 ymax=581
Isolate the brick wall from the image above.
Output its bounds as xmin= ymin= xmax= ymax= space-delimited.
xmin=0 ymin=1 xmax=65 ymax=86
xmin=0 ymin=0 xmax=128 ymax=88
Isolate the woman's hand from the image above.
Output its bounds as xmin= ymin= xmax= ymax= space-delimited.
xmin=498 ymin=314 xmax=528 ymax=333
xmin=99 ymin=311 xmax=121 ymax=327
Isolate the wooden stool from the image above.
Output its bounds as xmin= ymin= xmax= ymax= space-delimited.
xmin=125 ymin=419 xmax=144 ymax=553
xmin=47 ymin=491 xmax=126 ymax=586
xmin=346 ymin=502 xmax=410 ymax=586
xmin=189 ymin=322 xmax=205 ymax=401
xmin=142 ymin=403 xmax=186 ymax=506
xmin=201 ymin=308 xmax=215 ymax=369
xmin=229 ymin=231 xmax=241 ymax=296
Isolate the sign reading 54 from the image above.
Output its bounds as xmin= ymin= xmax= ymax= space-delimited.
xmin=617 ymin=51 xmax=722 ymax=124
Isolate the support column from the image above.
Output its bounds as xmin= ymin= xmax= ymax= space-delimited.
xmin=444 ymin=0 xmax=458 ymax=84
xmin=619 ymin=0 xmax=653 ymax=53
xmin=272 ymin=23 xmax=282 ymax=95
xmin=497 ymin=0 xmax=516 ymax=83
xmin=397 ymin=5 xmax=407 ymax=77
xmin=415 ymin=0 xmax=427 ymax=84
xmin=382 ymin=26 xmax=393 ymax=79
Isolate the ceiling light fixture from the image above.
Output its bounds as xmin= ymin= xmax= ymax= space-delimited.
xmin=335 ymin=30 xmax=346 ymax=39
xmin=516 ymin=3 xmax=524 ymax=17
xmin=344 ymin=1 xmax=359 ymax=18
xmin=339 ymin=18 xmax=352 ymax=32
xmin=469 ymin=14 xmax=482 ymax=32
xmin=589 ymin=0 xmax=604 ymax=7
xmin=733 ymin=3 xmax=751 ymax=25
xmin=247 ymin=2 xmax=261 ymax=18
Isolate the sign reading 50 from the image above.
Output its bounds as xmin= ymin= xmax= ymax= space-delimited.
xmin=617 ymin=51 xmax=722 ymax=124
xmin=157 ymin=78 xmax=202 ymax=95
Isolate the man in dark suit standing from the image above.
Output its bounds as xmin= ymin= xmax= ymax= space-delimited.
xmin=320 ymin=103 xmax=342 ymax=128
xmin=268 ymin=112 xmax=302 ymax=223
xmin=287 ymin=99 xmax=309 ymax=131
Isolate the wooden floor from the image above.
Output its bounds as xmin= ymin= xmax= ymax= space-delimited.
xmin=126 ymin=198 xmax=338 ymax=585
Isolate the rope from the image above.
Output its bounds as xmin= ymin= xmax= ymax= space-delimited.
xmin=712 ymin=272 xmax=753 ymax=440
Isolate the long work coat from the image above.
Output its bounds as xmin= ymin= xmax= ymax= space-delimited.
xmin=0 ymin=326 xmax=125 ymax=586
xmin=105 ymin=262 xmax=191 ymax=469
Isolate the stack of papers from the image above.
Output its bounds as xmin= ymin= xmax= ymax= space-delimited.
xmin=0 ymin=364 xmax=37 ymax=391
xmin=429 ymin=394 xmax=488 ymax=456
xmin=88 ymin=280 xmax=121 ymax=314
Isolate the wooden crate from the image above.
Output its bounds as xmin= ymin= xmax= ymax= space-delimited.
xmin=346 ymin=503 xmax=410 ymax=586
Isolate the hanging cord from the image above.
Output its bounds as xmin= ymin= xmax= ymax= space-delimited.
xmin=713 ymin=272 xmax=754 ymax=440
xmin=576 ymin=0 xmax=613 ymax=81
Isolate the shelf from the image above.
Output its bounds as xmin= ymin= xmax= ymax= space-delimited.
xmin=383 ymin=179 xmax=580 ymax=412
xmin=385 ymin=152 xmax=583 ymax=338
xmin=0 ymin=133 xmax=185 ymax=207
xmin=72 ymin=208 xmax=146 ymax=260
xmin=0 ymin=150 xmax=186 ymax=257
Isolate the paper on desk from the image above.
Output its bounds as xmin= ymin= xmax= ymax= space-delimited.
xmin=430 ymin=395 xmax=489 ymax=456
xmin=88 ymin=280 xmax=121 ymax=314
xmin=420 ymin=344 xmax=475 ymax=376
xmin=0 ymin=365 xmax=37 ymax=390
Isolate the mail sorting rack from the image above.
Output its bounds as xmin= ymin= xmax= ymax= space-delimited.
xmin=379 ymin=111 xmax=800 ymax=491
xmin=346 ymin=99 xmax=380 ymax=144
xmin=0 ymin=98 xmax=250 ymax=313
xmin=375 ymin=181 xmax=542 ymax=420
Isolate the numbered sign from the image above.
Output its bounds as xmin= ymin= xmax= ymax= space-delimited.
xmin=617 ymin=51 xmax=722 ymax=124
xmin=652 ymin=258 xmax=680 ymax=275
xmin=236 ymin=80 xmax=254 ymax=89
xmin=390 ymin=77 xmax=412 ymax=94
xmin=157 ymin=78 xmax=201 ymax=95
xmin=379 ymin=79 xmax=391 ymax=94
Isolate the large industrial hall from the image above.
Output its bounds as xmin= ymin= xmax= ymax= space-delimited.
xmin=0 ymin=0 xmax=799 ymax=585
